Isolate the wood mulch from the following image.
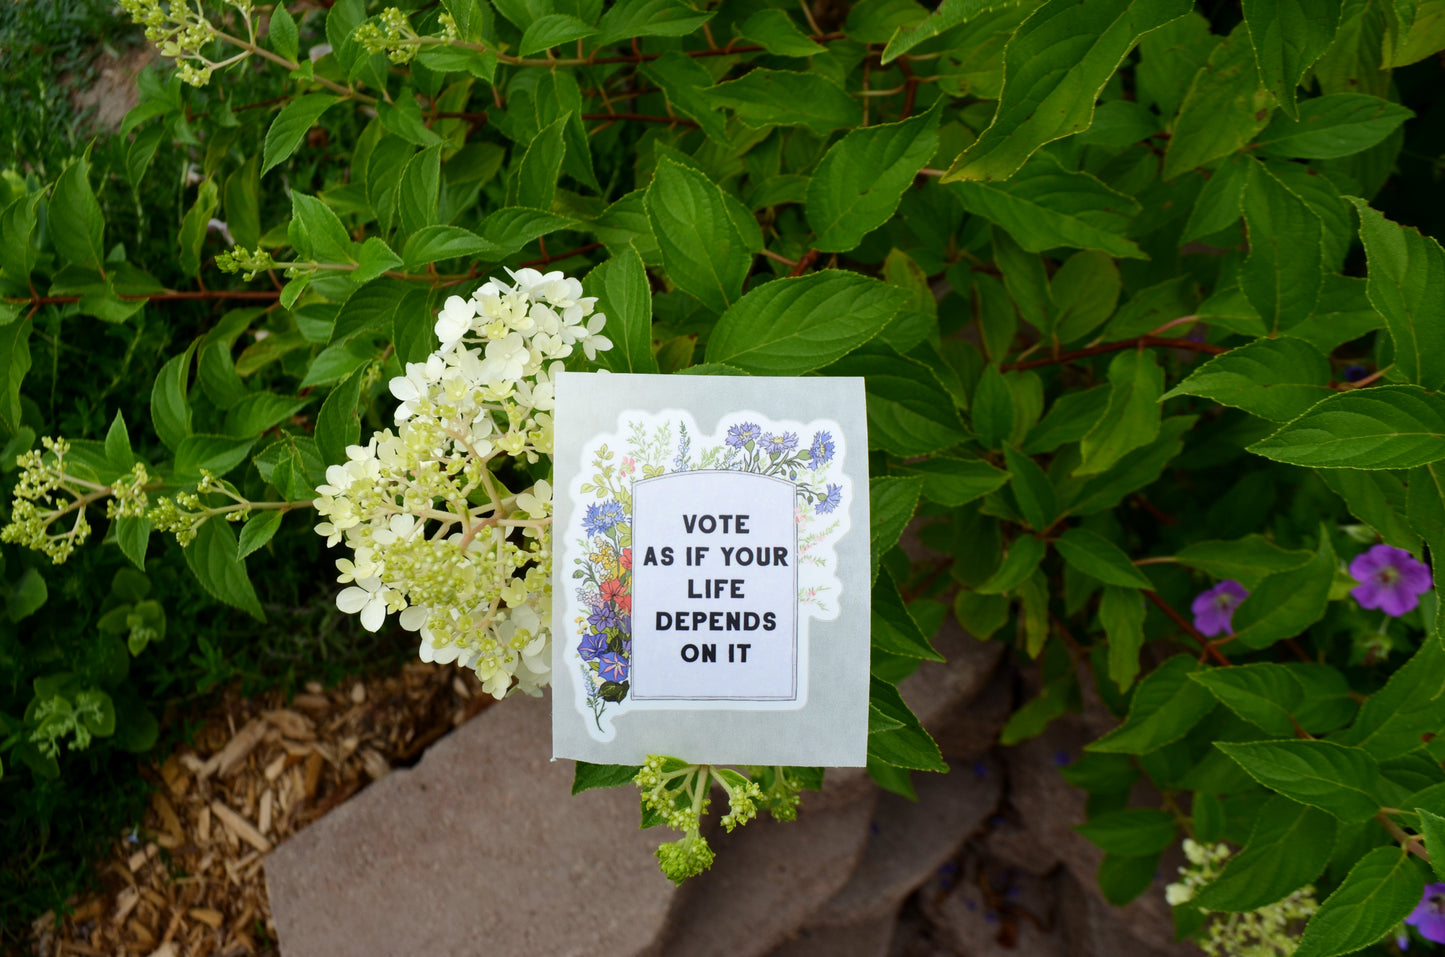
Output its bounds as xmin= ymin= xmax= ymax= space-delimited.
xmin=30 ymin=661 xmax=491 ymax=957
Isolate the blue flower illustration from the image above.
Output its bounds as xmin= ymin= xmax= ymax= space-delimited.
xmin=674 ymin=424 xmax=693 ymax=471
xmin=583 ymin=500 xmax=625 ymax=536
xmin=808 ymin=431 xmax=835 ymax=470
xmin=763 ymin=431 xmax=799 ymax=455
xmin=597 ymin=652 xmax=629 ymax=683
xmin=578 ymin=632 xmax=610 ymax=661
xmin=726 ymin=422 xmax=761 ymax=449
xmin=588 ymin=604 xmax=621 ymax=631
xmin=816 ymin=483 xmax=842 ymax=515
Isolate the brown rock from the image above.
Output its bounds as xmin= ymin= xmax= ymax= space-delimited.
xmin=654 ymin=779 xmax=878 ymax=957
xmin=766 ymin=909 xmax=898 ymax=957
xmin=265 ymin=692 xmax=678 ymax=957
xmin=918 ymin=858 xmax=1061 ymax=957
xmin=1054 ymin=867 xmax=1204 ymax=957
xmin=809 ymin=758 xmax=1002 ymax=927
xmin=899 ymin=619 xmax=1005 ymax=743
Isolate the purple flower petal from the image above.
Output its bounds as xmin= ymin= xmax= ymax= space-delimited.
xmin=1350 ymin=544 xmax=1434 ymax=618
xmin=1407 ymin=884 xmax=1445 ymax=944
xmin=1191 ymin=580 xmax=1248 ymax=637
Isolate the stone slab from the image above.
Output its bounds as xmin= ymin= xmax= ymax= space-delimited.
xmin=265 ymin=692 xmax=677 ymax=957
xmin=808 ymin=757 xmax=1001 ymax=927
xmin=766 ymin=909 xmax=898 ymax=957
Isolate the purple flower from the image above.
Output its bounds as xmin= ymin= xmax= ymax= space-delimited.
xmin=1192 ymin=580 xmax=1248 ymax=637
xmin=726 ymin=422 xmax=761 ymax=449
xmin=583 ymin=500 xmax=625 ymax=536
xmin=1407 ymin=883 xmax=1445 ymax=944
xmin=816 ymin=483 xmax=842 ymax=515
xmin=577 ymin=632 xmax=609 ymax=661
xmin=763 ymin=431 xmax=799 ymax=455
xmin=808 ymin=431 xmax=835 ymax=470
xmin=597 ymin=652 xmax=629 ymax=683
xmin=1350 ymin=544 xmax=1433 ymax=617
xmin=588 ymin=604 xmax=620 ymax=631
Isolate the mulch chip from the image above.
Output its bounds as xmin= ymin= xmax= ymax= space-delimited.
xmin=31 ymin=661 xmax=491 ymax=957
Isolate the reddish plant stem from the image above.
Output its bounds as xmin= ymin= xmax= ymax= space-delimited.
xmin=1002 ymin=336 xmax=1227 ymax=372
xmin=1143 ymin=590 xmax=1233 ymax=667
xmin=788 ymin=249 xmax=820 ymax=277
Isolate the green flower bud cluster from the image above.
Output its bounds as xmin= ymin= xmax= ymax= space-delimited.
xmin=355 ymin=8 xmax=421 ymax=64
xmin=118 ymin=0 xmax=259 ymax=87
xmin=634 ymin=756 xmax=771 ymax=884
xmin=1166 ymin=839 xmax=1319 ymax=956
xmin=30 ymin=690 xmax=108 ymax=758
xmin=215 ymin=245 xmax=278 ymax=281
xmin=2 ymin=438 xmax=100 ymax=564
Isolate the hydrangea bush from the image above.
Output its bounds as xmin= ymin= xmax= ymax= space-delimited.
xmin=4 ymin=0 xmax=1445 ymax=947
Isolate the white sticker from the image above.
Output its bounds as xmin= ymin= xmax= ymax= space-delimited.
xmin=552 ymin=373 xmax=870 ymax=767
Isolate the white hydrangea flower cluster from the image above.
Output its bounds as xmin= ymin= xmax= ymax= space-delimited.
xmin=313 ymin=268 xmax=610 ymax=699
xmin=1166 ymin=838 xmax=1319 ymax=957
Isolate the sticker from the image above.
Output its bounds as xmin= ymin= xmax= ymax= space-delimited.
xmin=552 ymin=373 xmax=871 ymax=767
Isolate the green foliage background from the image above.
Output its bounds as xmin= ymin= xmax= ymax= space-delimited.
xmin=3 ymin=0 xmax=1445 ymax=950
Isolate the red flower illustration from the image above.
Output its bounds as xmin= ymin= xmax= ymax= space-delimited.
xmin=600 ymin=577 xmax=631 ymax=614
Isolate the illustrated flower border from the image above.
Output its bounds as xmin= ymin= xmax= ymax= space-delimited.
xmin=567 ymin=411 xmax=848 ymax=736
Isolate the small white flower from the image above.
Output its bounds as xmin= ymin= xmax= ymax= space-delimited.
xmin=435 ymin=295 xmax=476 ymax=350
xmin=337 ymin=576 xmax=389 ymax=632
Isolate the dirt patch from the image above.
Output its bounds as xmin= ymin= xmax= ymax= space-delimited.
xmin=72 ymin=45 xmax=154 ymax=133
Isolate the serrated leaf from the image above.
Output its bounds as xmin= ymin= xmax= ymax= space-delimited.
xmin=974 ymin=534 xmax=1046 ymax=595
xmin=397 ymin=145 xmax=441 ymax=237
xmin=891 ymin=457 xmax=1009 ymax=508
xmin=174 ymin=435 xmax=257 ymax=479
xmin=706 ymin=70 xmax=861 ymax=137
xmin=1217 ymin=740 xmax=1381 ymax=821
xmin=1227 ymin=530 xmax=1335 ymax=650
xmin=1255 ymin=93 xmax=1414 ymax=158
xmin=737 ymin=9 xmax=825 ymax=56
xmin=1348 ymin=199 xmax=1445 ymax=392
xmin=268 ymin=3 xmax=299 ymax=62
xmin=1293 ymin=846 xmax=1423 ymax=957
xmin=1100 ymin=586 xmax=1146 ymax=691
xmin=571 ymin=761 xmax=642 ymax=795
xmin=510 ymin=116 xmax=566 ymax=210
xmin=183 ymin=516 xmax=264 ymax=621
xmin=263 ymin=95 xmax=341 ymax=175
xmin=352 ymin=237 xmax=402 ymax=284
xmin=870 ymin=477 xmax=923 ymax=587
xmin=644 ymin=157 xmax=750 ymax=314
xmin=518 ymin=14 xmax=596 ymax=56
xmin=1088 ymin=655 xmax=1216 ymax=754
xmin=316 ymin=365 xmax=367 ymax=468
xmin=1003 ymin=446 xmax=1055 ymax=531
xmin=1059 ymin=416 xmax=1196 ymax=518
xmin=942 ymin=0 xmax=1191 ymax=182
xmin=1164 ymin=25 xmax=1275 ymax=179
xmin=1190 ymin=664 xmax=1304 ymax=736
xmin=178 ymin=179 xmax=220 ymax=277
xmin=1163 ymin=337 xmax=1334 ymax=422
xmin=872 ymin=568 xmax=944 ymax=661
xmin=50 ymin=154 xmax=105 ymax=270
xmin=583 ymin=248 xmax=658 ymax=374
xmin=1076 ymin=808 xmax=1177 ymax=856
xmin=806 ymin=106 xmax=940 ymax=253
xmin=707 ymin=271 xmax=906 ymax=375
xmin=150 ymin=343 xmax=196 ymax=451
xmin=236 ymin=510 xmax=283 ymax=561
xmin=1242 ymin=0 xmax=1343 ymax=118
xmin=1077 ymin=350 xmax=1163 ymax=476
xmin=950 ymin=153 xmax=1145 ymax=259
xmin=1173 ymin=534 xmax=1313 ymax=589
xmin=639 ymin=53 xmax=728 ymax=141
xmin=401 ymin=225 xmax=502 ymax=270
xmin=1249 ymin=386 xmax=1445 ymax=470
xmin=1240 ymin=160 xmax=1325 ymax=333
xmin=7 ymin=567 xmax=47 ymax=622
xmin=595 ymin=0 xmax=713 ymax=45
xmin=1194 ymin=796 xmax=1336 ymax=912
xmin=1056 ymin=529 xmax=1150 ymax=588
xmin=1337 ymin=635 xmax=1445 ymax=761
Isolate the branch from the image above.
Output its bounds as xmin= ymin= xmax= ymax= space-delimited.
xmin=1003 ymin=336 xmax=1227 ymax=372
xmin=1142 ymin=590 xmax=1232 ymax=667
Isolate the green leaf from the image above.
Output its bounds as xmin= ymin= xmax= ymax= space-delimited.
xmin=1216 ymin=740 xmax=1381 ymax=822
xmin=104 ymin=411 xmax=134 ymax=470
xmin=1348 ymin=199 xmax=1445 ymax=392
xmin=268 ymin=2 xmax=299 ymax=62
xmin=868 ymin=676 xmax=947 ymax=771
xmin=1228 ymin=530 xmax=1335 ymax=650
xmin=1239 ymin=160 xmax=1325 ymax=333
xmin=951 ymin=153 xmax=1145 ymax=259
xmin=1055 ymin=529 xmax=1150 ymax=588
xmin=1172 ymin=534 xmax=1315 ymax=589
xmin=1098 ymin=852 xmax=1161 ymax=906
xmin=1249 ymin=386 xmax=1445 ymax=470
xmin=1088 ymin=655 xmax=1216 ymax=754
xmin=1163 ymin=337 xmax=1334 ymax=422
xmin=352 ymin=237 xmax=402 ymax=284
xmin=891 ymin=457 xmax=1009 ymax=508
xmin=236 ymin=510 xmax=283 ymax=561
xmin=706 ymin=70 xmax=862 ymax=137
xmin=595 ymin=0 xmax=713 ymax=44
xmin=50 ymin=154 xmax=105 ymax=271
xmin=183 ymin=516 xmax=264 ymax=621
xmin=942 ymin=0 xmax=1191 ymax=182
xmin=1023 ymin=388 xmax=1109 ymax=455
xmin=1319 ymin=468 xmax=1420 ymax=555
xmin=974 ymin=534 xmax=1046 ymax=595
xmin=0 ymin=192 xmax=40 ymax=281
xmin=1003 ymin=446 xmax=1056 ymax=531
xmin=1255 ymin=93 xmax=1414 ymax=158
xmin=510 ymin=116 xmax=566 ymax=210
xmin=1076 ymin=808 xmax=1177 ymax=856
xmin=1189 ymin=664 xmax=1304 ymax=737
xmin=1292 ymin=846 xmax=1423 ymax=957
xmin=572 ymin=761 xmax=642 ymax=795
xmin=0 ymin=320 xmax=31 ymax=439
xmin=1059 ymin=416 xmax=1196 ymax=518
xmin=806 ymin=106 xmax=940 ymax=253
xmin=639 ymin=53 xmax=727 ymax=141
xmin=174 ymin=435 xmax=257 ymax=479
xmin=1164 ymin=25 xmax=1275 ymax=180
xmin=223 ymin=392 xmax=308 ymax=439
xmin=1242 ymin=0 xmax=1343 ymax=118
xmin=1182 ymin=154 xmax=1249 ymax=243
xmin=518 ymin=13 xmax=596 ymax=56
xmin=737 ymin=9 xmax=826 ymax=56
xmin=1100 ymin=586 xmax=1146 ymax=691
xmin=150 ymin=343 xmax=196 ymax=452
xmin=263 ymin=95 xmax=341 ymax=175
xmin=7 ymin=567 xmax=47 ymax=622
xmin=1383 ymin=0 xmax=1445 ymax=67
xmin=971 ymin=364 xmax=1014 ymax=451
xmin=1051 ymin=251 xmax=1122 ymax=346
xmin=289 ymin=192 xmax=354 ymax=264
xmin=872 ymin=568 xmax=943 ymax=661
xmin=1418 ymin=807 xmax=1445 ymax=882
xmin=954 ymin=589 xmax=1010 ymax=640
xmin=870 ymin=476 xmax=923 ymax=587
xmin=644 ymin=157 xmax=750 ymax=314
xmin=178 ymin=179 xmax=220 ymax=277
xmin=402 ymin=225 xmax=501 ymax=270
xmin=706 ymin=271 xmax=906 ymax=375
xmin=881 ymin=0 xmax=991 ymax=62
xmin=115 ymin=518 xmax=151 ymax=571
xmin=223 ymin=155 xmax=261 ymax=250
xmin=398 ymin=144 xmax=441 ymax=236
xmin=1338 ymin=635 xmax=1445 ymax=761
xmin=1193 ymin=796 xmax=1336 ymax=912
xmin=1077 ymin=350 xmax=1163 ymax=476
xmin=316 ymin=365 xmax=367 ymax=468
xmin=583 ymin=249 xmax=658 ymax=374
